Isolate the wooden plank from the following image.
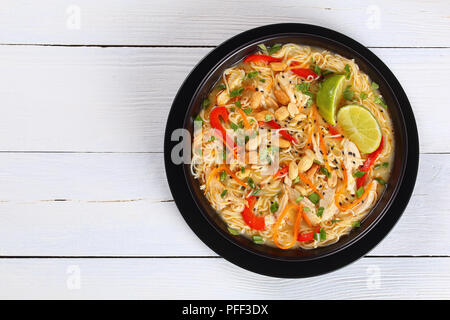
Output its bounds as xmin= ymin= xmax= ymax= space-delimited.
xmin=0 ymin=0 xmax=449 ymax=47
xmin=0 ymin=46 xmax=448 ymax=152
xmin=0 ymin=257 xmax=449 ymax=299
xmin=0 ymin=153 xmax=447 ymax=256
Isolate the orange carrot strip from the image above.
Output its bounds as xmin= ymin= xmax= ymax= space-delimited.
xmin=221 ymin=165 xmax=248 ymax=188
xmin=297 ymin=172 xmax=323 ymax=199
xmin=340 ymin=181 xmax=374 ymax=211
xmin=272 ymin=204 xmax=302 ymax=249
xmin=236 ymin=107 xmax=251 ymax=129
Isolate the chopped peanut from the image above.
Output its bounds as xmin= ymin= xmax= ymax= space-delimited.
xmin=275 ymin=106 xmax=289 ymax=121
xmin=255 ymin=110 xmax=274 ymax=122
xmin=289 ymin=161 xmax=299 ymax=180
xmin=250 ymin=91 xmax=262 ymax=109
xmin=278 ymin=138 xmax=291 ymax=149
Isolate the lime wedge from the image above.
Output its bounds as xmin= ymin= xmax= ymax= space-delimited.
xmin=337 ymin=105 xmax=382 ymax=153
xmin=316 ymin=74 xmax=346 ymax=125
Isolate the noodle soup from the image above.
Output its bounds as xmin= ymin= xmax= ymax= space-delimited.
xmin=191 ymin=43 xmax=394 ymax=250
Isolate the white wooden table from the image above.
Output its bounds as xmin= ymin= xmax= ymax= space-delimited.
xmin=0 ymin=0 xmax=449 ymax=299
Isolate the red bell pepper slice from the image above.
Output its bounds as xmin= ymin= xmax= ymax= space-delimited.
xmin=241 ymin=196 xmax=265 ymax=230
xmin=244 ymin=54 xmax=282 ymax=64
xmin=209 ymin=106 xmax=235 ymax=152
xmin=265 ymin=120 xmax=298 ymax=144
xmin=297 ymin=226 xmax=321 ymax=242
xmin=356 ymin=137 xmax=384 ymax=189
xmin=273 ymin=166 xmax=288 ymax=179
xmin=327 ymin=124 xmax=343 ymax=138
xmin=290 ymin=62 xmax=319 ymax=80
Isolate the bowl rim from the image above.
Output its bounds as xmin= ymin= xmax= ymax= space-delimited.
xmin=164 ymin=23 xmax=419 ymax=278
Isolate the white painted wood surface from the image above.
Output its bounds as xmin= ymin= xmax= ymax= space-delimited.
xmin=0 ymin=0 xmax=449 ymax=299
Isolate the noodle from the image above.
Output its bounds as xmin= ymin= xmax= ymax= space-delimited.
xmin=191 ymin=43 xmax=394 ymax=250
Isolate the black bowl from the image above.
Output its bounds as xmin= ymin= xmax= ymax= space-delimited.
xmin=164 ymin=23 xmax=419 ymax=278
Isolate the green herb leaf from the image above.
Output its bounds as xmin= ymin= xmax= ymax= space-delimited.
xmin=311 ymin=64 xmax=321 ymax=77
xmin=303 ymin=207 xmax=311 ymax=212
xmin=202 ymin=98 xmax=210 ymax=109
xmin=344 ymin=64 xmax=351 ymax=80
xmin=343 ymin=85 xmax=354 ymax=100
xmin=259 ymin=78 xmax=266 ymax=83
xmin=322 ymin=69 xmax=333 ymax=76
xmin=313 ymin=159 xmax=323 ymax=165
xmin=314 ymin=229 xmax=326 ymax=241
xmin=268 ymin=43 xmax=282 ymax=55
xmin=371 ymin=82 xmax=379 ymax=90
xmin=356 ymin=186 xmax=364 ymax=198
xmin=230 ymin=88 xmax=244 ymax=98
xmin=247 ymin=177 xmax=256 ymax=189
xmin=308 ymin=192 xmax=320 ymax=204
xmin=217 ymin=84 xmax=226 ymax=90
xmin=352 ymin=220 xmax=361 ymax=228
xmin=252 ymin=235 xmax=264 ymax=244
xmin=296 ymin=196 xmax=304 ymax=203
xmin=235 ymin=100 xmax=242 ymax=108
xmin=270 ymin=201 xmax=279 ymax=213
xmin=292 ymin=176 xmax=300 ymax=184
xmin=375 ymin=177 xmax=387 ymax=185
xmin=209 ymin=136 xmax=215 ymax=142
xmin=331 ymin=219 xmax=342 ymax=224
xmin=353 ymin=171 xmax=366 ymax=178
xmin=360 ymin=92 xmax=368 ymax=100
xmin=241 ymin=167 xmax=245 ymax=174
xmin=227 ymin=227 xmax=240 ymax=235
xmin=220 ymin=189 xmax=228 ymax=198
xmin=317 ymin=207 xmax=324 ymax=217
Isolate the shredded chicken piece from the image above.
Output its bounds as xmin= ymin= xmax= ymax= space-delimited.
xmin=343 ymin=139 xmax=364 ymax=194
xmin=319 ymin=187 xmax=339 ymax=222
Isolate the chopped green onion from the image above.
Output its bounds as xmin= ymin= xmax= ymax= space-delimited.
xmin=353 ymin=170 xmax=366 ymax=178
xmin=313 ymin=159 xmax=322 ymax=165
xmin=243 ymin=108 xmax=253 ymax=115
xmin=344 ymin=64 xmax=351 ymax=80
xmin=268 ymin=43 xmax=282 ymax=55
xmin=374 ymin=96 xmax=388 ymax=109
xmin=312 ymin=64 xmax=321 ymax=76
xmin=259 ymin=78 xmax=266 ymax=83
xmin=360 ymin=92 xmax=368 ymax=100
xmin=356 ymin=186 xmax=364 ymax=198
xmin=270 ymin=201 xmax=279 ymax=213
xmin=252 ymin=235 xmax=265 ymax=244
xmin=320 ymin=166 xmax=331 ymax=178
xmin=331 ymin=219 xmax=342 ymax=224
xmin=252 ymin=189 xmax=262 ymax=196
xmin=209 ymin=136 xmax=215 ymax=142
xmin=296 ymin=196 xmax=304 ymax=203
xmin=247 ymin=177 xmax=256 ymax=189
xmin=343 ymin=85 xmax=354 ymax=100
xmin=194 ymin=115 xmax=203 ymax=123
xmin=235 ymin=100 xmax=242 ymax=108
xmin=247 ymin=70 xmax=259 ymax=79
xmin=375 ymin=162 xmax=389 ymax=170
xmin=257 ymin=44 xmax=268 ymax=54
xmin=292 ymin=176 xmax=300 ymax=184
xmin=375 ymin=177 xmax=387 ymax=185
xmin=308 ymin=192 xmax=320 ymax=204
xmin=317 ymin=207 xmax=324 ymax=217
xmin=220 ymin=170 xmax=226 ymax=182
xmin=230 ymin=122 xmax=239 ymax=131
xmin=202 ymin=98 xmax=210 ymax=109
xmin=241 ymin=167 xmax=245 ymax=174
xmin=220 ymin=190 xmax=227 ymax=198
xmin=352 ymin=220 xmax=361 ymax=228
xmin=230 ymin=88 xmax=244 ymax=98
xmin=371 ymin=82 xmax=379 ymax=90
xmin=314 ymin=228 xmax=326 ymax=241
xmin=227 ymin=227 xmax=240 ymax=235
